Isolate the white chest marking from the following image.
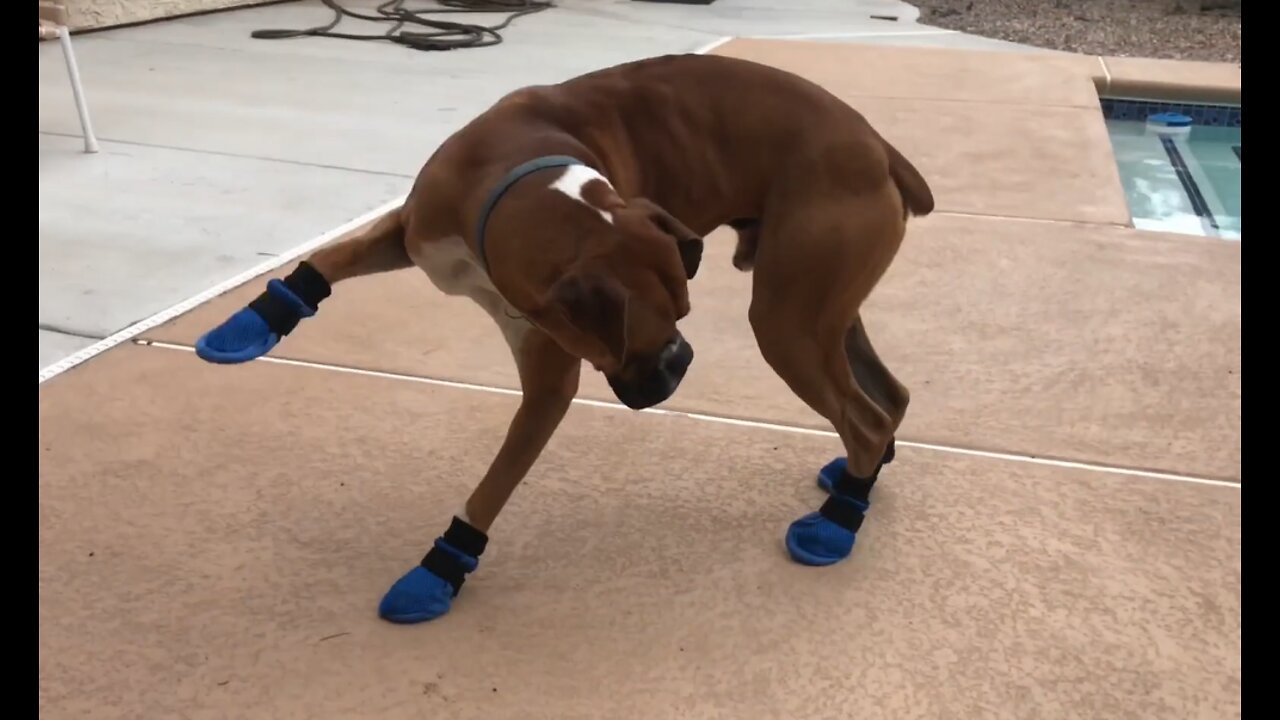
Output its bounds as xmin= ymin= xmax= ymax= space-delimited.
xmin=408 ymin=235 xmax=531 ymax=353
xmin=550 ymin=165 xmax=615 ymax=224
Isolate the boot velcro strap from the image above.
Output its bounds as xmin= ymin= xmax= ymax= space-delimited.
xmin=831 ymin=472 xmax=877 ymax=504
xmin=420 ymin=540 xmax=478 ymax=597
xmin=418 ymin=517 xmax=489 ymax=597
xmin=247 ymin=289 xmax=304 ymax=336
xmin=441 ymin=515 xmax=488 ymax=557
xmin=818 ymin=496 xmax=867 ymax=532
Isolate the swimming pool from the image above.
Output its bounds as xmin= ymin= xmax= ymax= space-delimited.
xmin=1101 ymin=98 xmax=1240 ymax=241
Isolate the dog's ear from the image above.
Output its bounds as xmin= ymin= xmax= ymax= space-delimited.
xmin=542 ymin=271 xmax=629 ymax=361
xmin=630 ymin=198 xmax=703 ymax=280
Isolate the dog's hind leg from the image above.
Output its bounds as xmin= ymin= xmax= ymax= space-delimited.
xmin=749 ymin=185 xmax=907 ymax=566
xmin=194 ymin=207 xmax=411 ymax=364
xmin=751 ymin=308 xmax=897 ymax=567
xmin=815 ymin=316 xmax=910 ymax=494
xmin=377 ymin=330 xmax=581 ymax=624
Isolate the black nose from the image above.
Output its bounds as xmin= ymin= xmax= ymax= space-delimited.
xmin=660 ymin=333 xmax=693 ymax=379
xmin=608 ymin=334 xmax=694 ymax=410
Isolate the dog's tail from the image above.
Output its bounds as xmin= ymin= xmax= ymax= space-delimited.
xmin=880 ymin=138 xmax=935 ymax=219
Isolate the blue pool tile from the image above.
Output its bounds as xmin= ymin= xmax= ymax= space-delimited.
xmin=1100 ymin=97 xmax=1241 ymax=128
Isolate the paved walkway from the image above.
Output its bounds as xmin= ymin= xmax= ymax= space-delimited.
xmin=39 ymin=36 xmax=1240 ymax=720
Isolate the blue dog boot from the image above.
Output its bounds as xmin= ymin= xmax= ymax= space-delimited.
xmin=194 ymin=261 xmax=331 ymax=364
xmin=378 ymin=516 xmax=488 ymax=624
xmin=788 ymin=468 xmax=878 ymax=566
xmin=816 ymin=438 xmax=895 ymax=494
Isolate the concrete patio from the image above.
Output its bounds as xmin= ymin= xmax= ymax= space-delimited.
xmin=39 ymin=4 xmax=1240 ymax=720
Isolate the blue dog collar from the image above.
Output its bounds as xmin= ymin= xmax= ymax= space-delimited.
xmin=475 ymin=155 xmax=585 ymax=272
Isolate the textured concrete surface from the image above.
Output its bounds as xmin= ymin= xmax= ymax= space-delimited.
xmin=39 ymin=329 xmax=96 ymax=369
xmin=783 ymin=30 xmax=1045 ymax=53
xmin=40 ymin=0 xmax=955 ymax=370
xmin=716 ymin=38 xmax=1101 ymax=106
xmin=39 ymin=346 xmax=1241 ymax=720
xmin=714 ymin=39 xmax=1130 ymax=224
xmin=1101 ymin=55 xmax=1242 ymax=104
xmin=146 ymin=214 xmax=1241 ymax=480
xmin=566 ymin=0 xmax=923 ymax=36
xmin=1102 ymin=55 xmax=1242 ymax=93
xmin=38 ymin=133 xmax=405 ymax=341
xmin=856 ymin=98 xmax=1129 ymax=224
xmin=65 ymin=0 xmax=271 ymax=30
xmin=39 ymin=22 xmax=1242 ymax=720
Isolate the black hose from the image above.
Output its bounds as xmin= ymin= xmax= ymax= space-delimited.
xmin=250 ymin=0 xmax=554 ymax=52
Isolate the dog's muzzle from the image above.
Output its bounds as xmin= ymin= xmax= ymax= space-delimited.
xmin=608 ymin=333 xmax=694 ymax=410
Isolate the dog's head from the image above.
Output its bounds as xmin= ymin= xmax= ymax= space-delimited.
xmin=526 ymin=187 xmax=703 ymax=411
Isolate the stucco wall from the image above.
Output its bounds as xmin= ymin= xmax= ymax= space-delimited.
xmin=64 ymin=0 xmax=280 ymax=30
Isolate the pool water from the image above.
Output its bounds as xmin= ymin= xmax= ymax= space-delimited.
xmin=1102 ymin=100 xmax=1241 ymax=241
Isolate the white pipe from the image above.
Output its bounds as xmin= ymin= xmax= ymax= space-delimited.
xmin=56 ymin=27 xmax=99 ymax=154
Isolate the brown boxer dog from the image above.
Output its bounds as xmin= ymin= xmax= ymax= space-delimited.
xmin=194 ymin=52 xmax=933 ymax=623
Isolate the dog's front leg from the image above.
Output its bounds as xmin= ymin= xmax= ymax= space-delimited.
xmin=461 ymin=332 xmax=582 ymax=532
xmin=377 ymin=331 xmax=581 ymax=624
